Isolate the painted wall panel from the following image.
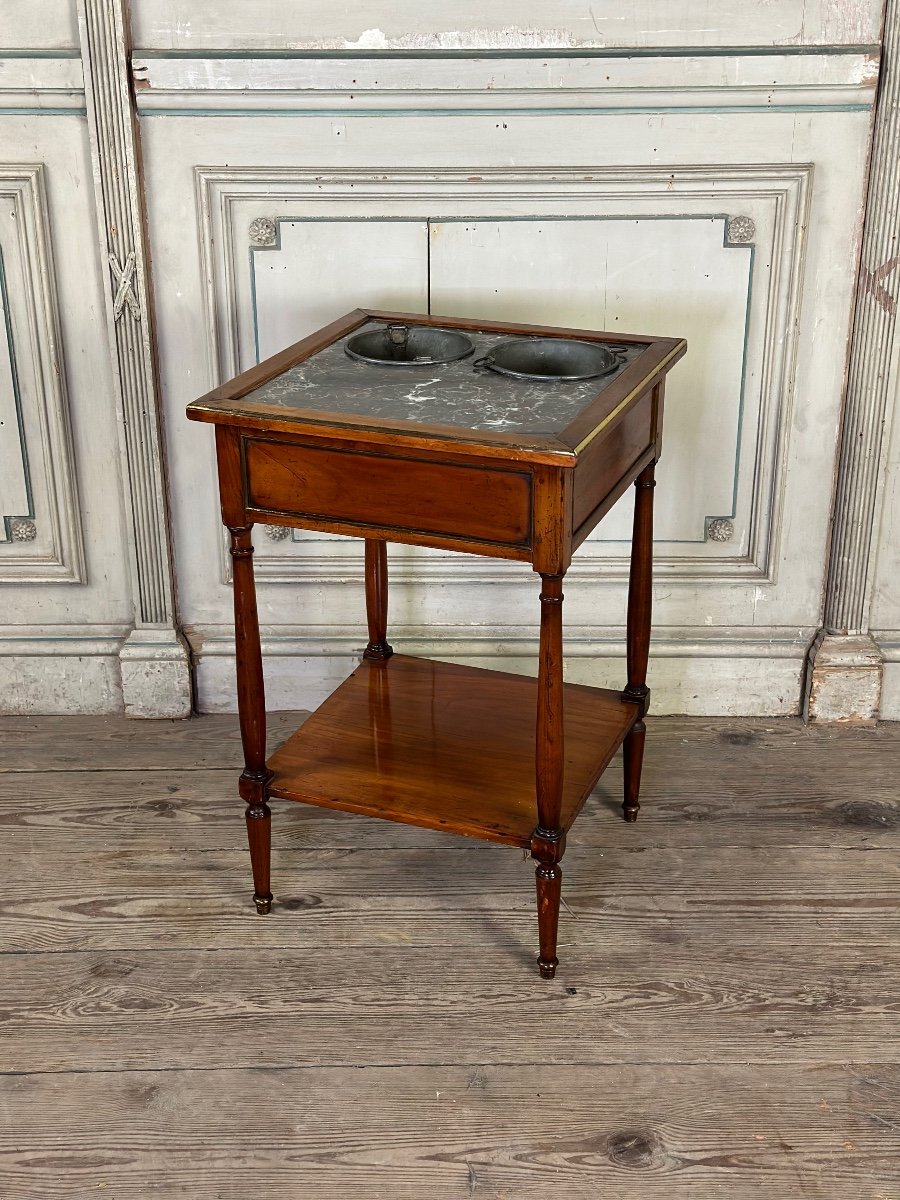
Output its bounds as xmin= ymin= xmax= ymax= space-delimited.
xmin=178 ymin=157 xmax=815 ymax=602
xmin=249 ymin=219 xmax=428 ymax=363
xmin=428 ymin=217 xmax=751 ymax=545
xmin=0 ymin=1 xmax=77 ymax=51
xmin=0 ymin=239 xmax=29 ymax=523
xmin=871 ymin=359 xmax=900 ymax=718
xmin=0 ymin=4 xmax=886 ymax=717
xmin=0 ymin=165 xmax=82 ymax=578
xmin=0 ymin=113 xmax=133 ymax=711
xmin=131 ymin=1 xmax=882 ymax=51
xmin=140 ymin=75 xmax=869 ymax=712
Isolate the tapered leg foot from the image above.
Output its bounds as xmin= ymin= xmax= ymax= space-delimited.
xmin=622 ymin=719 xmax=646 ymax=823
xmin=535 ymin=862 xmax=562 ymax=979
xmin=245 ymin=799 xmax=272 ymax=911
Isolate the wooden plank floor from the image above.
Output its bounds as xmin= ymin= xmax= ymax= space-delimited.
xmin=1 ymin=713 xmax=899 ymax=1198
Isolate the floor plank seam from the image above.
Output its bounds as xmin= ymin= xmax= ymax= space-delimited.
xmin=3 ymin=1058 xmax=891 ymax=1079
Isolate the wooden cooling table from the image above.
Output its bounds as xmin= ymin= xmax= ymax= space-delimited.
xmin=187 ymin=309 xmax=686 ymax=977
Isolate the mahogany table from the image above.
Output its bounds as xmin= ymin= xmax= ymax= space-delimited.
xmin=187 ymin=309 xmax=686 ymax=977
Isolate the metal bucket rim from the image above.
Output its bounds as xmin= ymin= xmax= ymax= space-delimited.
xmin=344 ymin=324 xmax=476 ymax=367
xmin=479 ymin=336 xmax=623 ymax=382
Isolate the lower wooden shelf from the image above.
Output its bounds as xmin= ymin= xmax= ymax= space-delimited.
xmin=267 ymin=654 xmax=638 ymax=847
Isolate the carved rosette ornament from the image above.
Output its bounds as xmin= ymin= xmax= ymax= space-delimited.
xmin=249 ymin=217 xmax=278 ymax=247
xmin=265 ymin=524 xmax=290 ymax=541
xmin=726 ymin=215 xmax=756 ymax=244
xmin=706 ymin=518 xmax=734 ymax=543
xmin=10 ymin=518 xmax=37 ymax=542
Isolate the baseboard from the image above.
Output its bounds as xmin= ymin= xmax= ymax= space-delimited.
xmin=804 ymin=631 xmax=883 ymax=723
xmin=878 ymin=636 xmax=900 ymax=720
xmin=119 ymin=628 xmax=193 ymax=719
xmin=0 ymin=626 xmax=127 ymax=714
xmin=0 ymin=623 xmax=821 ymax=718
xmin=190 ymin=625 xmax=809 ymax=717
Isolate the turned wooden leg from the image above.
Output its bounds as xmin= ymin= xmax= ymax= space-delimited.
xmin=531 ymin=572 xmax=567 ymax=979
xmin=535 ymin=861 xmax=562 ymax=975
xmin=245 ymin=804 xmax=272 ymax=914
xmin=363 ymin=538 xmax=393 ymax=662
xmin=229 ymin=525 xmax=273 ymax=913
xmin=622 ymin=463 xmax=656 ymax=823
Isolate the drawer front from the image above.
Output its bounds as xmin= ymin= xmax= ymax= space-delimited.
xmin=572 ymin=389 xmax=655 ymax=533
xmin=244 ymin=438 xmax=533 ymax=548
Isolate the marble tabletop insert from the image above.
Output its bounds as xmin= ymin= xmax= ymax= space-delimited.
xmin=241 ymin=322 xmax=648 ymax=436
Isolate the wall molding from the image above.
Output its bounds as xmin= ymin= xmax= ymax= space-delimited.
xmin=187 ymin=623 xmax=810 ymax=717
xmin=132 ymin=51 xmax=877 ymax=114
xmin=0 ymin=164 xmax=85 ymax=583
xmin=822 ymin=10 xmax=900 ymax=639
xmin=807 ymin=0 xmax=900 ymax=720
xmin=186 ymin=622 xmax=813 ymax=659
xmin=0 ymin=622 xmax=130 ymax=651
xmin=877 ymin=634 xmax=900 ymax=719
xmin=0 ymin=623 xmax=127 ymax=715
xmin=78 ymin=0 xmax=191 ymax=717
xmin=0 ymin=55 xmax=84 ymax=111
xmin=195 ymin=164 xmax=810 ymax=587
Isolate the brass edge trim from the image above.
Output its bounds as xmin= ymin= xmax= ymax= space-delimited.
xmin=187 ymin=404 xmax=577 ymax=462
xmin=572 ymin=341 xmax=687 ymax=454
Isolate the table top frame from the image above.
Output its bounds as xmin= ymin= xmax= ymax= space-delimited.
xmin=187 ymin=308 xmax=686 ymax=466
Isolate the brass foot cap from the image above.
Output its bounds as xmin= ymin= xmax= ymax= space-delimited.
xmin=254 ymin=894 xmax=273 ymax=915
xmin=623 ymin=808 xmax=639 ymax=823
xmin=363 ymin=641 xmax=394 ymax=662
xmin=537 ymin=957 xmax=558 ymax=979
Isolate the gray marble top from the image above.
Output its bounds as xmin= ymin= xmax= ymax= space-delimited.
xmin=241 ymin=322 xmax=647 ymax=436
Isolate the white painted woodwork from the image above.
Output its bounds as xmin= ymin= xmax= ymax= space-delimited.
xmin=251 ymin=220 xmax=429 ymax=363
xmin=805 ymin=632 xmax=883 ymax=723
xmin=428 ymin=217 xmax=750 ymax=546
xmin=132 ymin=52 xmax=878 ymax=112
xmin=0 ymin=243 xmax=28 ymax=518
xmin=807 ymin=0 xmax=900 ymax=721
xmin=873 ymin=381 xmax=900 ymax=636
xmin=130 ymin=2 xmax=881 ymax=51
xmin=0 ymin=113 xmax=134 ymax=711
xmin=0 ymin=165 xmax=84 ymax=580
xmin=882 ymin=654 xmax=900 ymax=721
xmin=191 ymin=164 xmax=809 ymax=598
xmin=3 ymin=0 xmax=895 ymax=719
xmin=0 ymin=0 xmax=77 ymax=50
xmin=78 ymin=0 xmax=191 ymax=718
xmin=872 ymin=368 xmax=900 ymax=719
xmin=0 ymin=3 xmax=140 ymax=714
xmin=141 ymin=74 xmax=871 ymax=713
xmin=0 ymin=57 xmax=83 ymax=110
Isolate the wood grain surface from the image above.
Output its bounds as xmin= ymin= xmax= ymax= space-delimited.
xmin=1 ymin=714 xmax=899 ymax=1198
xmin=267 ymin=656 xmax=637 ymax=845
xmin=245 ymin=437 xmax=534 ymax=549
xmin=4 ymin=1063 xmax=897 ymax=1199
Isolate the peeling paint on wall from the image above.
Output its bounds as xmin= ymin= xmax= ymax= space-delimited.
xmin=336 ymin=27 xmax=580 ymax=51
